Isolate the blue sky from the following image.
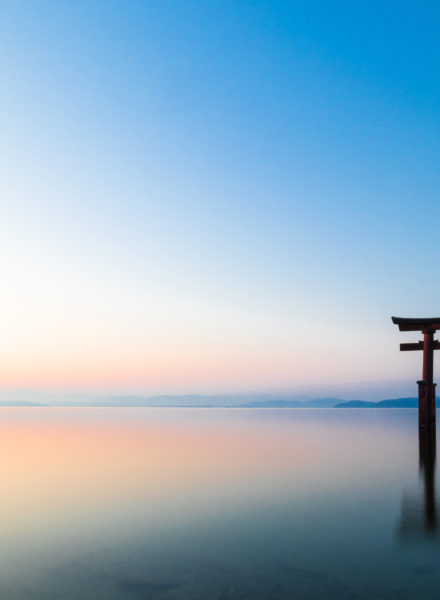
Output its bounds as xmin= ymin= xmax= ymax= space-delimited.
xmin=1 ymin=1 xmax=439 ymax=395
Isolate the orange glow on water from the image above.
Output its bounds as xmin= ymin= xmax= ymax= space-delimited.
xmin=0 ymin=408 xmax=407 ymax=536
xmin=0 ymin=408 xmax=313 ymax=544
xmin=0 ymin=407 xmax=416 ymax=592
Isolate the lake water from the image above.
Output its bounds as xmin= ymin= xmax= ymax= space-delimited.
xmin=0 ymin=408 xmax=438 ymax=599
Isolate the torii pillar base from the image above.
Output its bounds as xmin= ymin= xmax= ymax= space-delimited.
xmin=418 ymin=380 xmax=436 ymax=430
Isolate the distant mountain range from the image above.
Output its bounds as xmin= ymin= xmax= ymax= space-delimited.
xmin=335 ymin=397 xmax=430 ymax=408
xmin=0 ymin=400 xmax=45 ymax=407
xmin=237 ymin=397 xmax=340 ymax=408
xmin=0 ymin=394 xmax=432 ymax=408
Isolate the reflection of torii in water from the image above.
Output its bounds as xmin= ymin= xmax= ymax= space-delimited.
xmin=398 ymin=428 xmax=437 ymax=539
xmin=419 ymin=427 xmax=437 ymax=532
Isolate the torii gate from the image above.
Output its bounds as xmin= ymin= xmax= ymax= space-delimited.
xmin=392 ymin=316 xmax=440 ymax=430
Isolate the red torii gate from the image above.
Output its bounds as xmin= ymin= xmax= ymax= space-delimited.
xmin=392 ymin=316 xmax=439 ymax=430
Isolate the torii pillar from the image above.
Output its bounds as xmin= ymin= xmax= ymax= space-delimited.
xmin=392 ymin=317 xmax=440 ymax=430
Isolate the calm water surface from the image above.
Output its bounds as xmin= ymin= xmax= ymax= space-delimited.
xmin=0 ymin=408 xmax=438 ymax=599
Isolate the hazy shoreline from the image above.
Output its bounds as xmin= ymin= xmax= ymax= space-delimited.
xmin=0 ymin=396 xmax=425 ymax=409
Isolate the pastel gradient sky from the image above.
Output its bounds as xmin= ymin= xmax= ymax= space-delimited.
xmin=1 ymin=1 xmax=439 ymax=395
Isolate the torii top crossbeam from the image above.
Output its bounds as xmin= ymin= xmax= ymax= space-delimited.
xmin=391 ymin=317 xmax=440 ymax=333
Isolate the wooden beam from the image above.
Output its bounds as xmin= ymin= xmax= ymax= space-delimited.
xmin=401 ymin=342 xmax=424 ymax=351
xmin=400 ymin=341 xmax=440 ymax=351
xmin=392 ymin=316 xmax=440 ymax=332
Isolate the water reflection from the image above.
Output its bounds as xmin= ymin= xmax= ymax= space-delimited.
xmin=419 ymin=427 xmax=437 ymax=531
xmin=399 ymin=427 xmax=438 ymax=539
xmin=2 ymin=408 xmax=440 ymax=598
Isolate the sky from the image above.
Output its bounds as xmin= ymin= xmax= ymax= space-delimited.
xmin=1 ymin=1 xmax=439 ymax=397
